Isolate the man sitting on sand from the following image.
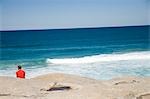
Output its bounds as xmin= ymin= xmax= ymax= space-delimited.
xmin=16 ymin=65 xmax=25 ymax=78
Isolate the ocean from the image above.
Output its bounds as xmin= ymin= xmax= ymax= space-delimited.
xmin=0 ymin=25 xmax=150 ymax=80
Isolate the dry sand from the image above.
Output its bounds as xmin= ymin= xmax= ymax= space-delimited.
xmin=0 ymin=73 xmax=150 ymax=99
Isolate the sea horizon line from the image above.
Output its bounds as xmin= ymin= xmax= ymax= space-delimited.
xmin=1 ymin=25 xmax=149 ymax=32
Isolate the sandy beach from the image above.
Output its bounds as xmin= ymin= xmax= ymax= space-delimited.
xmin=0 ymin=73 xmax=150 ymax=99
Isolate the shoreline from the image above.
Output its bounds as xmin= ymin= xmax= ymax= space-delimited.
xmin=0 ymin=73 xmax=150 ymax=99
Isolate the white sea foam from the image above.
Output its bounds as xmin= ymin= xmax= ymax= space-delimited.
xmin=1 ymin=51 xmax=150 ymax=80
xmin=46 ymin=51 xmax=150 ymax=64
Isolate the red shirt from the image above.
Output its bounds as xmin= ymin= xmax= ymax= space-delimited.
xmin=16 ymin=69 xmax=25 ymax=78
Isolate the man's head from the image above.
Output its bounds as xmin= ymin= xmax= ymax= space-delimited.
xmin=18 ymin=65 xmax=22 ymax=70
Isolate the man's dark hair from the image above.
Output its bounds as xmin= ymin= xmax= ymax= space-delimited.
xmin=18 ymin=65 xmax=22 ymax=69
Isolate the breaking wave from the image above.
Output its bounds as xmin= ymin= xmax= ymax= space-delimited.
xmin=46 ymin=51 xmax=150 ymax=64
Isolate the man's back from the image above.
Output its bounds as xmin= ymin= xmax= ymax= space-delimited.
xmin=16 ymin=69 xmax=25 ymax=78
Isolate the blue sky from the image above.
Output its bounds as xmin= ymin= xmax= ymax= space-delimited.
xmin=0 ymin=0 xmax=149 ymax=30
xmin=148 ymin=0 xmax=150 ymax=25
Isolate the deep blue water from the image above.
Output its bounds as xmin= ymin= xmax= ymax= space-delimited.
xmin=0 ymin=25 xmax=150 ymax=79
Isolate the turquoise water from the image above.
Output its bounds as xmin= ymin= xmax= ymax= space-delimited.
xmin=0 ymin=26 xmax=150 ymax=79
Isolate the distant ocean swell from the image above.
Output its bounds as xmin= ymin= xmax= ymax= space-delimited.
xmin=1 ymin=42 xmax=147 ymax=52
